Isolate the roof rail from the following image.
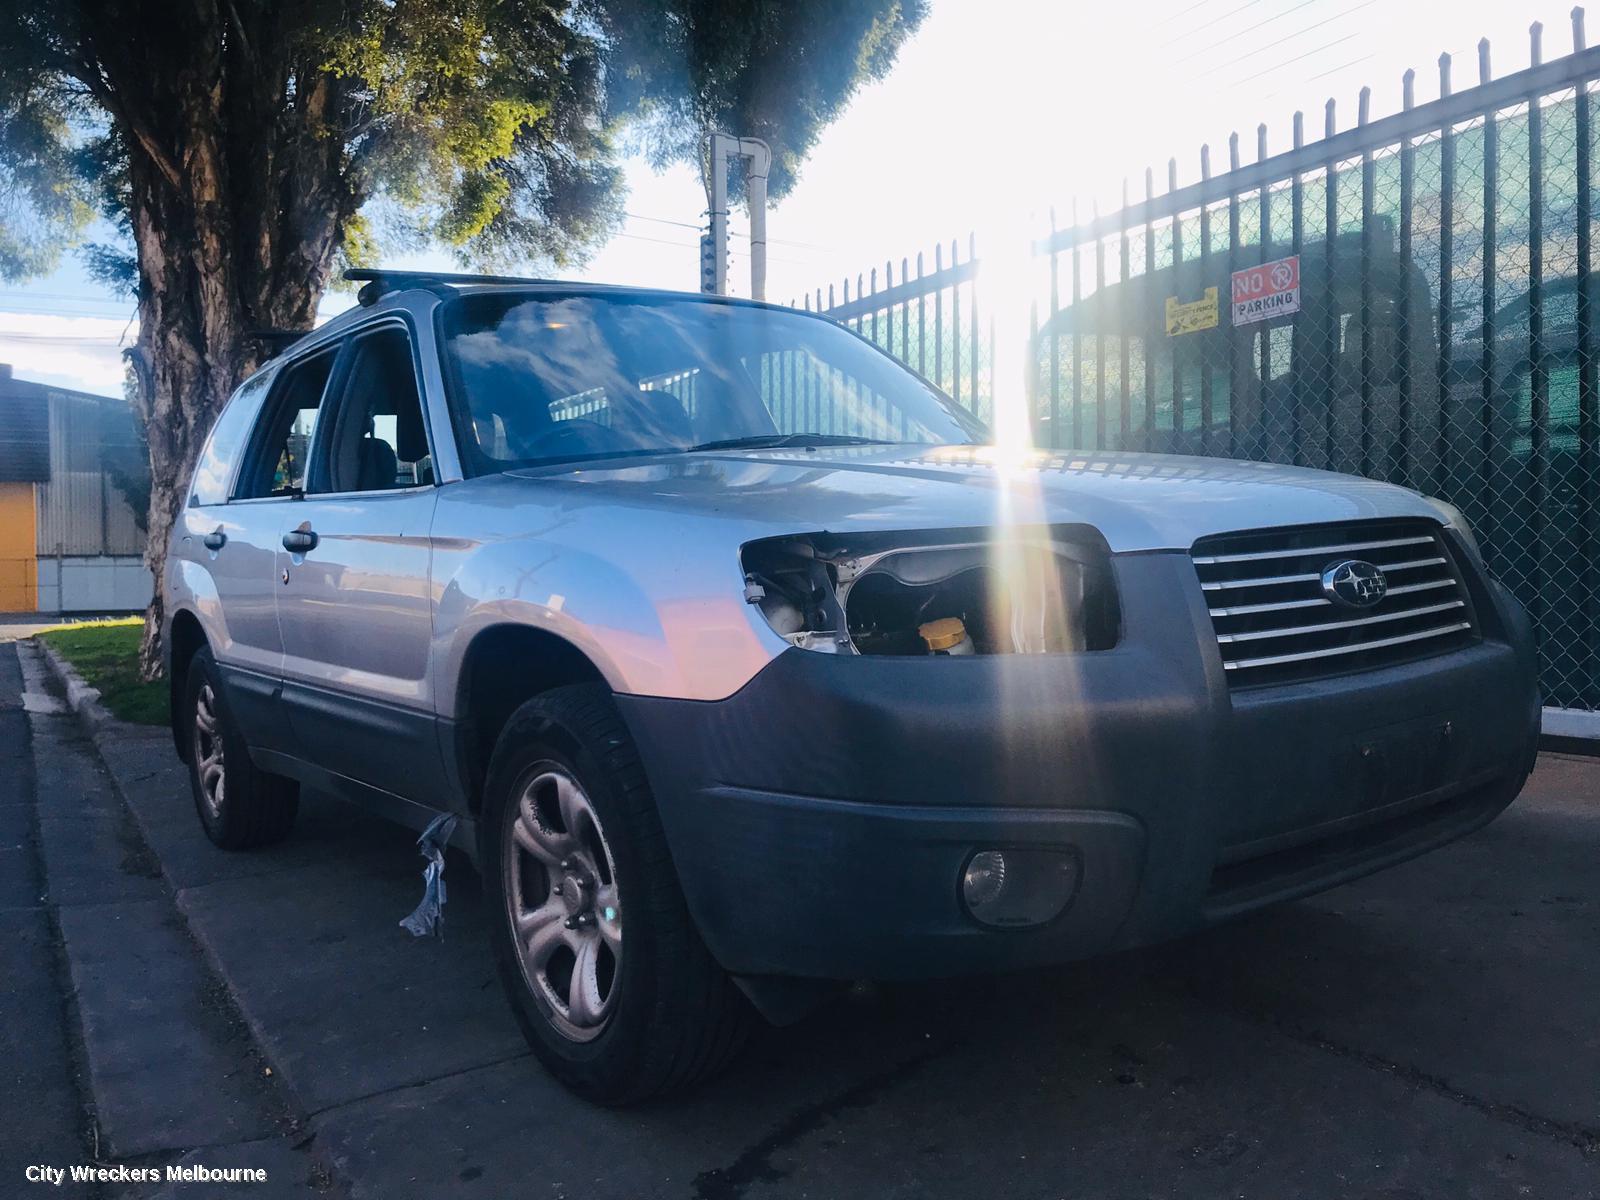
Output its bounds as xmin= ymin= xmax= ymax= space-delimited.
xmin=343 ymin=268 xmax=552 ymax=306
xmin=245 ymin=327 xmax=311 ymax=360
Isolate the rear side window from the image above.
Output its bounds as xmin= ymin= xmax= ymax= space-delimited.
xmin=234 ymin=349 xmax=336 ymax=499
xmin=190 ymin=371 xmax=271 ymax=505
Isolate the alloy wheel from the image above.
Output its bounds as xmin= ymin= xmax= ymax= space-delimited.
xmin=503 ymin=765 xmax=623 ymax=1042
xmin=192 ymin=682 xmax=226 ymax=818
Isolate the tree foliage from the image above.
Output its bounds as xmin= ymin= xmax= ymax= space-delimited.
xmin=0 ymin=74 xmax=95 ymax=278
xmin=0 ymin=0 xmax=925 ymax=675
xmin=602 ymin=0 xmax=926 ymax=201
xmin=0 ymin=0 xmax=925 ymax=281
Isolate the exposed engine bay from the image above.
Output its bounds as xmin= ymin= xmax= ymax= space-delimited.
xmin=741 ymin=529 xmax=1120 ymax=656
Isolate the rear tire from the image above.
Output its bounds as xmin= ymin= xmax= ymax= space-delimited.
xmin=184 ymin=647 xmax=298 ymax=850
xmin=480 ymin=683 xmax=752 ymax=1104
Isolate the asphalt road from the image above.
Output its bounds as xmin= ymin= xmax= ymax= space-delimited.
xmin=0 ymin=641 xmax=96 ymax=1181
xmin=2 ymin=637 xmax=1597 ymax=1198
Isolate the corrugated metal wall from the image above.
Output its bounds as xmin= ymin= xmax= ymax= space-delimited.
xmin=0 ymin=367 xmax=51 ymax=483
xmin=34 ymin=390 xmax=146 ymax=558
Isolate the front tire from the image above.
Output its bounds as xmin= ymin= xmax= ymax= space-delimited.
xmin=184 ymin=647 xmax=298 ymax=850
xmin=480 ymin=684 xmax=751 ymax=1104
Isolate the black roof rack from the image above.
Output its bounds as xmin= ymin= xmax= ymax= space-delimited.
xmin=343 ymin=268 xmax=553 ymax=307
xmin=245 ymin=326 xmax=312 ymax=360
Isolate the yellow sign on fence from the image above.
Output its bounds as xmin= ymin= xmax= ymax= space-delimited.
xmin=1165 ymin=287 xmax=1219 ymax=336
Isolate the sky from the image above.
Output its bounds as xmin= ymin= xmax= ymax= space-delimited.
xmin=0 ymin=0 xmax=1573 ymax=397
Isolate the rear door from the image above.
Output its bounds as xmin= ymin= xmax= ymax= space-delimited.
xmin=274 ymin=320 xmax=446 ymax=801
xmin=179 ymin=349 xmax=336 ymax=750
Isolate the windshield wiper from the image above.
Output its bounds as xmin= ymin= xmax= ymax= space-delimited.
xmin=687 ymin=433 xmax=896 ymax=452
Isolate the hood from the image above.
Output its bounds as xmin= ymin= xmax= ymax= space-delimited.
xmin=506 ymin=443 xmax=1443 ymax=553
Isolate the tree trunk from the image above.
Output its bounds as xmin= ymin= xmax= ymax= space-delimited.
xmin=129 ymin=295 xmax=248 ymax=682
xmin=69 ymin=14 xmax=358 ymax=680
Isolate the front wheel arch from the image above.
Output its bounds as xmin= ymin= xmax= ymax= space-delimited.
xmin=452 ymin=624 xmax=607 ymax=810
xmin=480 ymin=683 xmax=751 ymax=1102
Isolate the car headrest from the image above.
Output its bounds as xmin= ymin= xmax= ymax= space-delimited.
xmin=357 ymin=436 xmax=399 ymax=491
xmin=395 ymin=398 xmax=429 ymax=461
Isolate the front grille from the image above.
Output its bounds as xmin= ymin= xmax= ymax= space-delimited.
xmin=1192 ymin=519 xmax=1478 ymax=686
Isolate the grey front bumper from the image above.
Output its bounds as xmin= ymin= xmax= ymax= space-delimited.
xmin=619 ymin=554 xmax=1540 ymax=981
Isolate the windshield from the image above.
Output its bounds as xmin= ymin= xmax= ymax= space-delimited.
xmin=438 ymin=293 xmax=986 ymax=473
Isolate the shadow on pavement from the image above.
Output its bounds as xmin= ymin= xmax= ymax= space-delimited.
xmin=91 ymin=725 xmax=1600 ymax=1199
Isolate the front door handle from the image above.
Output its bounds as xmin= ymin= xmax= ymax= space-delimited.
xmin=202 ymin=529 xmax=227 ymax=551
xmin=282 ymin=527 xmax=319 ymax=553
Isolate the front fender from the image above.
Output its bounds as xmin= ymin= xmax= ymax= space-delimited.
xmin=430 ymin=516 xmax=786 ymax=711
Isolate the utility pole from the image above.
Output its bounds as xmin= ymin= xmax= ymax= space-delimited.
xmin=703 ymin=133 xmax=772 ymax=299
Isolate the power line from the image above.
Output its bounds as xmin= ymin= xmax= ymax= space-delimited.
xmin=0 ymin=288 xmax=132 ymax=306
xmin=0 ymin=306 xmax=135 ymax=322
xmin=0 ymin=285 xmax=130 ymax=300
xmin=731 ymin=229 xmax=837 ymax=253
xmin=623 ymin=211 xmax=700 ymax=231
xmin=610 ymin=228 xmax=811 ymax=268
xmin=0 ymin=301 xmax=134 ymax=320
xmin=624 ymin=210 xmax=839 ymax=253
xmin=613 ymin=230 xmax=701 ymax=250
xmin=1174 ymin=0 xmax=1320 ymax=65
xmin=0 ymin=332 xmax=128 ymax=344
xmin=1231 ymin=31 xmax=1362 ymax=86
xmin=1195 ymin=0 xmax=1378 ymax=78
xmin=1307 ymin=52 xmax=1375 ymax=81
xmin=1160 ymin=0 xmax=1268 ymax=48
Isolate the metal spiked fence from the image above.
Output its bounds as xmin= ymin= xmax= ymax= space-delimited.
xmin=798 ymin=235 xmax=994 ymax=423
xmin=805 ymin=13 xmax=1600 ymax=717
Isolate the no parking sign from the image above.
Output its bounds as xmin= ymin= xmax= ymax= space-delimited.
xmin=1231 ymin=255 xmax=1300 ymax=326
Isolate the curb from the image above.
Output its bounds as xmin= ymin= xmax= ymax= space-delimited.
xmin=24 ymin=637 xmax=339 ymax=1190
xmin=31 ymin=640 xmax=183 ymax=900
xmin=34 ymin=638 xmax=121 ymax=733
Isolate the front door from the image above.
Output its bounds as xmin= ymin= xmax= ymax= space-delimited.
xmin=274 ymin=322 xmax=445 ymax=802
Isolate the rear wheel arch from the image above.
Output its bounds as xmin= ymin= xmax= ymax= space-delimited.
xmin=453 ymin=624 xmax=607 ymax=810
xmin=183 ymin=644 xmax=298 ymax=849
xmin=168 ymin=609 xmax=209 ymax=761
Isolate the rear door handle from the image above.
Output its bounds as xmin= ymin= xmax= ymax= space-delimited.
xmin=282 ymin=528 xmax=319 ymax=553
xmin=202 ymin=529 xmax=227 ymax=551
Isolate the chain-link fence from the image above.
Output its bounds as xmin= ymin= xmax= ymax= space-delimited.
xmin=806 ymin=24 xmax=1600 ymax=715
xmin=1035 ymin=31 xmax=1600 ymax=712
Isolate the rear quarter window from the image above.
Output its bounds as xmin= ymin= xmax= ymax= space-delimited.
xmin=190 ymin=370 xmax=274 ymax=506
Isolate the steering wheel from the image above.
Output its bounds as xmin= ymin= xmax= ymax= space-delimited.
xmin=515 ymin=419 xmax=631 ymax=460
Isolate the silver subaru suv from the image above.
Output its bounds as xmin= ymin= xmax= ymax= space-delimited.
xmin=165 ymin=270 xmax=1540 ymax=1103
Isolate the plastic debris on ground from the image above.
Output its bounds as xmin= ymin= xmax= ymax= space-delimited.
xmin=399 ymin=813 xmax=459 ymax=938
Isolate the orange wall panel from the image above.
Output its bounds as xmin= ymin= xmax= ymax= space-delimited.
xmin=0 ymin=483 xmax=38 ymax=610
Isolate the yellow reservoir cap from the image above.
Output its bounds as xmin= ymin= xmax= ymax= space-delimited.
xmin=919 ymin=617 xmax=969 ymax=652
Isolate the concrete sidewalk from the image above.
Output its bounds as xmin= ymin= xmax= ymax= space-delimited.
xmin=21 ymin=639 xmax=1600 ymax=1198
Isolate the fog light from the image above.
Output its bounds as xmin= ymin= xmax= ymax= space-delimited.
xmin=962 ymin=851 xmax=1008 ymax=907
xmin=960 ymin=849 xmax=1079 ymax=928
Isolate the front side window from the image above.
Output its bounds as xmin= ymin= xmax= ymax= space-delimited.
xmin=439 ymin=294 xmax=984 ymax=473
xmin=312 ymin=327 xmax=432 ymax=493
xmin=234 ymin=349 xmax=336 ymax=499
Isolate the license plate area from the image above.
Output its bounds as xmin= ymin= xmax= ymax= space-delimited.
xmin=1344 ymin=713 xmax=1458 ymax=809
xmin=1221 ymin=708 xmax=1463 ymax=849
